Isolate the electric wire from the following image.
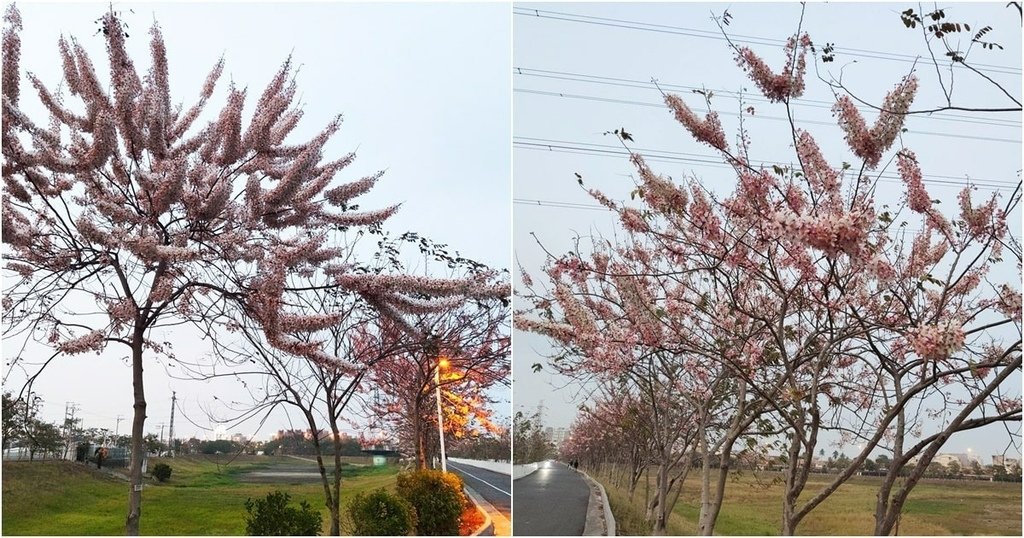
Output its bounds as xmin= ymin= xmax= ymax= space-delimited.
xmin=515 ymin=88 xmax=1023 ymax=145
xmin=514 ymin=137 xmax=1020 ymax=191
xmin=513 ymin=7 xmax=1023 ymax=76
xmin=514 ymin=67 xmax=1022 ymax=129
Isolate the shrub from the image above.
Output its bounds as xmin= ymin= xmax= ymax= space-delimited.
xmin=152 ymin=463 xmax=172 ymax=482
xmin=395 ymin=469 xmax=467 ymax=536
xmin=348 ymin=488 xmax=417 ymax=536
xmin=244 ymin=490 xmax=322 ymax=536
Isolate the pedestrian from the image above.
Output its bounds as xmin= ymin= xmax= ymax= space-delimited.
xmin=95 ymin=446 xmax=108 ymax=469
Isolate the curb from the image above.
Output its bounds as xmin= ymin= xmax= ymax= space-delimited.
xmin=464 ymin=483 xmax=495 ymax=537
xmin=578 ymin=469 xmax=617 ymax=536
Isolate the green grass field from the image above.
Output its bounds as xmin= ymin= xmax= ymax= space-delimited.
xmin=596 ymin=469 xmax=1022 ymax=535
xmin=1 ymin=455 xmax=399 ymax=535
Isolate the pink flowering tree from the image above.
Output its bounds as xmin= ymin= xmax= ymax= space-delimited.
xmin=368 ymin=301 xmax=510 ymax=470
xmin=562 ymin=392 xmax=656 ymax=502
xmin=519 ymin=12 xmax=1020 ymax=536
xmin=1 ymin=8 xmax=506 ymax=534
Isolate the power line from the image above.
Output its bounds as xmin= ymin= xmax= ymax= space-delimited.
xmin=514 ymin=67 xmax=1022 ymax=129
xmin=513 ymin=198 xmax=1024 ymax=241
xmin=513 ymin=7 xmax=1023 ymax=76
xmin=514 ymin=137 xmax=1020 ymax=190
xmin=515 ymin=88 xmax=1023 ymax=145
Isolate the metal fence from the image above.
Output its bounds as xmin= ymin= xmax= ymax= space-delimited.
xmin=3 ymin=443 xmax=132 ymax=468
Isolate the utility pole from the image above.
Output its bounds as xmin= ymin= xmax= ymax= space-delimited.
xmin=115 ymin=415 xmax=124 ymax=437
xmin=168 ymin=391 xmax=176 ymax=457
xmin=63 ymin=402 xmax=74 ymax=459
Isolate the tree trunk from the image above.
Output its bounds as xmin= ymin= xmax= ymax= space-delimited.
xmin=125 ymin=334 xmax=146 ymax=535
xmin=330 ymin=421 xmax=344 ymax=536
xmin=652 ymin=462 xmax=669 ymax=535
xmin=414 ymin=399 xmax=427 ymax=470
xmin=697 ymin=416 xmax=713 ymax=536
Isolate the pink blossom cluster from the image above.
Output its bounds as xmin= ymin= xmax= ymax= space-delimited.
xmin=907 ymin=322 xmax=965 ymax=361
xmin=2 ymin=5 xmax=21 ymax=121
xmin=664 ymin=94 xmax=728 ymax=151
xmin=57 ymin=330 xmax=106 ymax=355
xmin=833 ymin=76 xmax=918 ymax=168
xmin=996 ymin=284 xmax=1022 ymax=322
xmin=897 ymin=150 xmax=931 ymax=213
xmin=631 ymin=154 xmax=689 ymax=215
xmin=906 ymin=229 xmax=949 ymax=277
xmin=863 ymin=255 xmax=896 ymax=284
xmin=795 ymin=130 xmax=840 ymax=197
xmin=957 ymin=187 xmax=998 ymax=238
xmin=554 ymin=283 xmax=596 ymax=334
xmin=336 ymin=273 xmax=506 ymax=300
xmin=513 ymin=317 xmax=575 ymax=344
xmin=770 ymin=209 xmax=872 ymax=258
xmin=735 ymin=33 xmax=811 ymax=103
xmin=323 ymin=171 xmax=383 ymax=206
xmin=619 ymin=207 xmax=648 ymax=233
xmin=688 ymin=188 xmax=723 ymax=242
xmin=108 ymin=298 xmax=136 ymax=322
xmin=994 ymin=397 xmax=1021 ymax=415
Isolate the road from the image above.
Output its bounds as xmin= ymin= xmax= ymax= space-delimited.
xmin=513 ymin=460 xmax=590 ymax=536
xmin=448 ymin=460 xmax=512 ymax=535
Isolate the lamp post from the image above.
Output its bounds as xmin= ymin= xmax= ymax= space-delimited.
xmin=435 ymin=356 xmax=450 ymax=472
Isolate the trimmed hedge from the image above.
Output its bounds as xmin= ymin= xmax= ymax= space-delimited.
xmin=152 ymin=463 xmax=172 ymax=482
xmin=244 ymin=490 xmax=322 ymax=536
xmin=395 ymin=469 xmax=467 ymax=536
xmin=348 ymin=488 xmax=417 ymax=536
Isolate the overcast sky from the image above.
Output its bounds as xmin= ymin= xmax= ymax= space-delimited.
xmin=513 ymin=2 xmax=1022 ymax=460
xmin=3 ymin=1 xmax=511 ymax=442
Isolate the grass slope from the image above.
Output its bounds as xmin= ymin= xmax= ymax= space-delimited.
xmin=2 ymin=456 xmax=398 ymax=535
xmin=595 ymin=469 xmax=1022 ymax=535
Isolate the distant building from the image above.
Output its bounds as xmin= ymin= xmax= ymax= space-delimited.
xmin=992 ymin=455 xmax=1021 ymax=468
xmin=230 ymin=433 xmax=248 ymax=445
xmin=907 ymin=452 xmax=983 ymax=468
xmin=544 ymin=427 xmax=569 ymax=447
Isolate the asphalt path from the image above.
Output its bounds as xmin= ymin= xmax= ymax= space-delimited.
xmin=513 ymin=460 xmax=590 ymax=536
xmin=447 ymin=460 xmax=512 ymax=517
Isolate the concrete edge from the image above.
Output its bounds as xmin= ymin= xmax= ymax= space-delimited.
xmin=578 ymin=469 xmax=616 ymax=536
xmin=450 ymin=457 xmax=512 ymax=476
xmin=512 ymin=461 xmax=540 ymax=480
xmin=464 ymin=483 xmax=495 ymax=537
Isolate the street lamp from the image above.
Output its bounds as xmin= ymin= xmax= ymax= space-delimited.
xmin=435 ymin=356 xmax=450 ymax=472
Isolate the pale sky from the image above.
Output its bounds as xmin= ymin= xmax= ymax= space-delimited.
xmin=513 ymin=2 xmax=1022 ymax=460
xmin=2 ymin=2 xmax=511 ymax=442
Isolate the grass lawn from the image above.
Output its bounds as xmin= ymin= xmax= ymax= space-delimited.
xmin=595 ymin=469 xmax=1022 ymax=535
xmin=2 ymin=455 xmax=399 ymax=535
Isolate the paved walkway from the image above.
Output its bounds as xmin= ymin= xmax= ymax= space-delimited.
xmin=449 ymin=460 xmax=512 ymax=536
xmin=513 ymin=460 xmax=590 ymax=536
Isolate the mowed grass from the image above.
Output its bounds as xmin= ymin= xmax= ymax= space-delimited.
xmin=2 ymin=455 xmax=399 ymax=535
xmin=595 ymin=469 xmax=1022 ymax=535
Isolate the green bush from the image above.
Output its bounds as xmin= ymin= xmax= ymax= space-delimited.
xmin=244 ymin=490 xmax=322 ymax=536
xmin=347 ymin=488 xmax=417 ymax=536
xmin=152 ymin=463 xmax=172 ymax=482
xmin=395 ymin=469 xmax=466 ymax=536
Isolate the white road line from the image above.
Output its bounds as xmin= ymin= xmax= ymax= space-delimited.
xmin=449 ymin=462 xmax=511 ymax=497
